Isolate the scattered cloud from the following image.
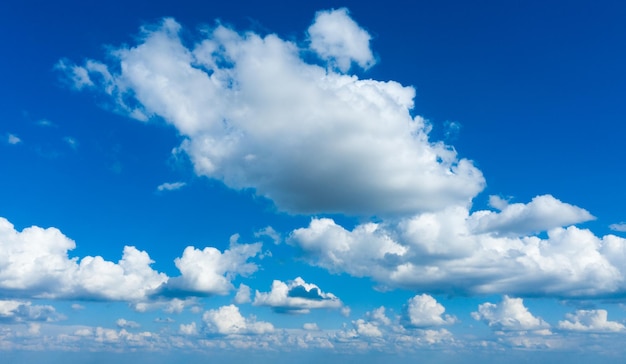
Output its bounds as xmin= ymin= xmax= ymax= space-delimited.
xmin=234 ymin=283 xmax=251 ymax=304
xmin=162 ymin=237 xmax=261 ymax=297
xmin=610 ymin=223 xmax=626 ymax=232
xmin=7 ymin=134 xmax=21 ymax=145
xmin=558 ymin=309 xmax=625 ymax=333
xmin=303 ymin=322 xmax=319 ymax=331
xmin=179 ymin=321 xmax=198 ymax=335
xmin=0 ymin=300 xmax=63 ymax=323
xmin=253 ymin=277 xmax=342 ymax=313
xmin=202 ymin=304 xmax=274 ymax=335
xmin=403 ymin=294 xmax=456 ymax=327
xmin=116 ymin=318 xmax=140 ymax=329
xmin=63 ymin=136 xmax=78 ymax=149
xmin=472 ymin=296 xmax=549 ymax=331
xmin=156 ymin=182 xmax=186 ymax=192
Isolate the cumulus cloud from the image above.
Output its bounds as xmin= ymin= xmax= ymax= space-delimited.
xmin=469 ymin=195 xmax=595 ymax=236
xmin=163 ymin=237 xmax=261 ymax=296
xmin=472 ymin=296 xmax=549 ymax=331
xmin=307 ymin=8 xmax=375 ymax=72
xmin=61 ymin=12 xmax=484 ymax=216
xmin=253 ymin=277 xmax=342 ymax=313
xmin=558 ymin=309 xmax=625 ymax=332
xmin=202 ymin=304 xmax=274 ymax=335
xmin=0 ymin=300 xmax=63 ymax=323
xmin=0 ymin=216 xmax=262 ymax=303
xmin=156 ymin=181 xmax=186 ymax=192
xmin=289 ymin=198 xmax=625 ymax=297
xmin=404 ymin=294 xmax=455 ymax=327
xmin=234 ymin=283 xmax=251 ymax=304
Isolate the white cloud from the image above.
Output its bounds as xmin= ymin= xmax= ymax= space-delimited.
xmin=7 ymin=134 xmax=21 ymax=145
xmin=404 ymin=294 xmax=455 ymax=327
xmin=472 ymin=296 xmax=549 ymax=331
xmin=558 ymin=309 xmax=625 ymax=332
xmin=0 ymin=300 xmax=63 ymax=323
xmin=64 ymin=136 xmax=78 ymax=149
xmin=156 ymin=181 xmax=186 ymax=191
xmin=202 ymin=304 xmax=274 ymax=335
xmin=163 ymin=237 xmax=261 ymax=296
xmin=116 ymin=318 xmax=140 ymax=329
xmin=0 ymin=216 xmax=264 ymax=303
xmin=303 ymin=322 xmax=319 ymax=331
xmin=253 ymin=277 xmax=342 ymax=313
xmin=469 ymin=195 xmax=594 ymax=236
xmin=610 ymin=223 xmax=626 ymax=232
xmin=62 ymin=14 xmax=484 ymax=216
xmin=255 ymin=226 xmax=281 ymax=245
xmin=234 ymin=283 xmax=251 ymax=304
xmin=307 ymin=8 xmax=375 ymax=72
xmin=353 ymin=319 xmax=382 ymax=337
xmin=289 ymin=198 xmax=625 ymax=297
xmin=179 ymin=321 xmax=198 ymax=335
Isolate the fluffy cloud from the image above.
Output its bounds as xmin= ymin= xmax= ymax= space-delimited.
xmin=404 ymin=294 xmax=455 ymax=327
xmin=472 ymin=296 xmax=549 ymax=331
xmin=61 ymin=11 xmax=484 ymax=216
xmin=116 ymin=318 xmax=140 ymax=329
xmin=289 ymin=196 xmax=626 ymax=297
xmin=163 ymin=238 xmax=261 ymax=296
xmin=610 ymin=223 xmax=626 ymax=232
xmin=469 ymin=195 xmax=594 ymax=236
xmin=202 ymin=304 xmax=274 ymax=335
xmin=0 ymin=300 xmax=63 ymax=323
xmin=307 ymin=8 xmax=375 ymax=72
xmin=558 ymin=309 xmax=625 ymax=332
xmin=7 ymin=134 xmax=21 ymax=145
xmin=253 ymin=277 xmax=342 ymax=313
xmin=0 ymin=216 xmax=261 ymax=302
xmin=234 ymin=283 xmax=252 ymax=304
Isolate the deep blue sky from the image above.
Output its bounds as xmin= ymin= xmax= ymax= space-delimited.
xmin=1 ymin=1 xmax=626 ymax=362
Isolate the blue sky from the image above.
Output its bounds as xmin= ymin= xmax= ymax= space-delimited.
xmin=1 ymin=0 xmax=626 ymax=362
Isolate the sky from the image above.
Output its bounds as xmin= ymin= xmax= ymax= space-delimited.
xmin=1 ymin=0 xmax=626 ymax=362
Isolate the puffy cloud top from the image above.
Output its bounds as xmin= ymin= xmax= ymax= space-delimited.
xmin=404 ymin=294 xmax=456 ymax=327
xmin=558 ymin=309 xmax=625 ymax=332
xmin=472 ymin=296 xmax=549 ymax=331
xmin=308 ymin=8 xmax=375 ymax=72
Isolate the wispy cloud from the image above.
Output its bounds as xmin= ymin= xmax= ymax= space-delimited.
xmin=7 ymin=133 xmax=21 ymax=145
xmin=156 ymin=181 xmax=186 ymax=192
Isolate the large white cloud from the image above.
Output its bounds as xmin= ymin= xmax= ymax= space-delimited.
xmin=289 ymin=196 xmax=624 ymax=297
xmin=61 ymin=11 xmax=485 ymax=216
xmin=253 ymin=277 xmax=343 ymax=313
xmin=0 ymin=217 xmax=260 ymax=302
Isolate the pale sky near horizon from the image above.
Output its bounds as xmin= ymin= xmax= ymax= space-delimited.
xmin=2 ymin=1 xmax=626 ymax=363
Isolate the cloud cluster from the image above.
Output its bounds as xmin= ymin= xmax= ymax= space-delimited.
xmin=289 ymin=195 xmax=625 ymax=297
xmin=0 ymin=217 xmax=260 ymax=303
xmin=472 ymin=296 xmax=549 ymax=331
xmin=0 ymin=300 xmax=63 ymax=323
xmin=558 ymin=309 xmax=625 ymax=332
xmin=253 ymin=277 xmax=342 ymax=313
xmin=60 ymin=10 xmax=484 ymax=217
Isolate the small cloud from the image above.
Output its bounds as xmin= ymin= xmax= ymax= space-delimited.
xmin=157 ymin=181 xmax=186 ymax=192
xmin=179 ymin=322 xmax=198 ymax=335
xmin=64 ymin=137 xmax=78 ymax=149
xmin=443 ymin=120 xmax=461 ymax=141
xmin=234 ymin=283 xmax=251 ymax=304
xmin=255 ymin=226 xmax=281 ymax=245
xmin=303 ymin=322 xmax=319 ymax=331
xmin=154 ymin=317 xmax=175 ymax=323
xmin=253 ymin=277 xmax=343 ymax=314
xmin=36 ymin=119 xmax=56 ymax=127
xmin=71 ymin=304 xmax=85 ymax=311
xmin=7 ymin=134 xmax=21 ymax=145
xmin=116 ymin=318 xmax=140 ymax=329
xmin=609 ymin=223 xmax=626 ymax=232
